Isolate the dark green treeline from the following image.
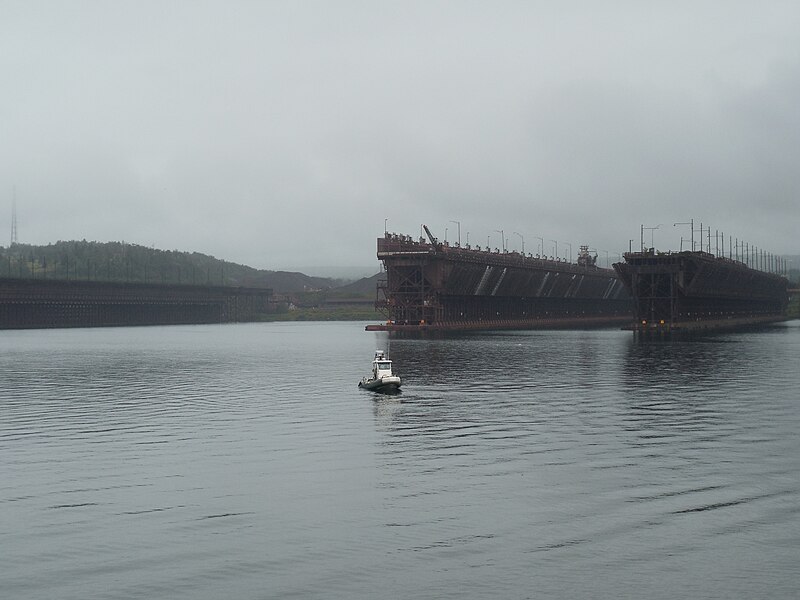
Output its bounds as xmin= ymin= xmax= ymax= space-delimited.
xmin=0 ymin=241 xmax=263 ymax=287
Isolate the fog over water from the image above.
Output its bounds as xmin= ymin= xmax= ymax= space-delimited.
xmin=2 ymin=2 xmax=800 ymax=269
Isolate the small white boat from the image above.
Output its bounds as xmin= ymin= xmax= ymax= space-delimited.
xmin=359 ymin=350 xmax=402 ymax=392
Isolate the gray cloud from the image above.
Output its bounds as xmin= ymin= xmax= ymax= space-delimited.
xmin=2 ymin=1 xmax=799 ymax=270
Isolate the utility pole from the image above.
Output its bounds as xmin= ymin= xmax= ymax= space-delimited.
xmin=11 ymin=186 xmax=18 ymax=246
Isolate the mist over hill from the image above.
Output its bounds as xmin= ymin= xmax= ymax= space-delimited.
xmin=283 ymin=265 xmax=379 ymax=280
xmin=0 ymin=240 xmax=370 ymax=294
xmin=327 ymin=272 xmax=384 ymax=297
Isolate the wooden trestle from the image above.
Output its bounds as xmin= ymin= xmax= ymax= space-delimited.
xmin=0 ymin=278 xmax=274 ymax=329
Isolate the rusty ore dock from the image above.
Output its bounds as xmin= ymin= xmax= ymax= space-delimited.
xmin=613 ymin=248 xmax=790 ymax=335
xmin=367 ymin=226 xmax=630 ymax=333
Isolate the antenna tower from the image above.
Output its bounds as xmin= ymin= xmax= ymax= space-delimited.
xmin=11 ymin=187 xmax=18 ymax=246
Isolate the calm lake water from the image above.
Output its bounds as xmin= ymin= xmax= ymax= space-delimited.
xmin=2 ymin=321 xmax=800 ymax=599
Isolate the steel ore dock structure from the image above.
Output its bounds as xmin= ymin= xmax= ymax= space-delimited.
xmin=613 ymin=249 xmax=789 ymax=335
xmin=366 ymin=226 xmax=630 ymax=333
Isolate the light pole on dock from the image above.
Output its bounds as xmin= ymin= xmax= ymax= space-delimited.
xmin=513 ymin=232 xmax=524 ymax=254
xmin=495 ymin=230 xmax=506 ymax=252
xmin=450 ymin=220 xmax=461 ymax=246
xmin=642 ymin=224 xmax=661 ymax=249
xmin=674 ymin=220 xmax=693 ymax=251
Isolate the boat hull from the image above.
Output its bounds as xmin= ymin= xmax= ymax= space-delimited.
xmin=359 ymin=375 xmax=402 ymax=392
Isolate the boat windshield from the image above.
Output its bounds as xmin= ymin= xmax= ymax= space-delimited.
xmin=376 ymin=362 xmax=392 ymax=370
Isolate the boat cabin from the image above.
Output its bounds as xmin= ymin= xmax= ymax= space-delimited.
xmin=372 ymin=350 xmax=393 ymax=378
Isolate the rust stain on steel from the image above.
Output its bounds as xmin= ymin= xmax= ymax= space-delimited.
xmin=370 ymin=229 xmax=631 ymax=333
xmin=613 ymin=249 xmax=790 ymax=335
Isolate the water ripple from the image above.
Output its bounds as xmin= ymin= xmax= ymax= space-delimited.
xmin=1 ymin=322 xmax=800 ymax=599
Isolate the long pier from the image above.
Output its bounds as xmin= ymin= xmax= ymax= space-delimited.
xmin=0 ymin=278 xmax=274 ymax=329
xmin=369 ymin=230 xmax=630 ymax=333
xmin=613 ymin=249 xmax=789 ymax=335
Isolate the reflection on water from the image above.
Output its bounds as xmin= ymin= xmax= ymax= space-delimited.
xmin=370 ymin=325 xmax=800 ymax=598
xmin=2 ymin=322 xmax=800 ymax=599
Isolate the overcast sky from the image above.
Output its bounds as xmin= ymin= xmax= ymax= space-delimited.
xmin=2 ymin=1 xmax=798 ymax=272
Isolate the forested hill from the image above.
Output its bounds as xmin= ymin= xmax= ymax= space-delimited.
xmin=0 ymin=241 xmax=345 ymax=293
